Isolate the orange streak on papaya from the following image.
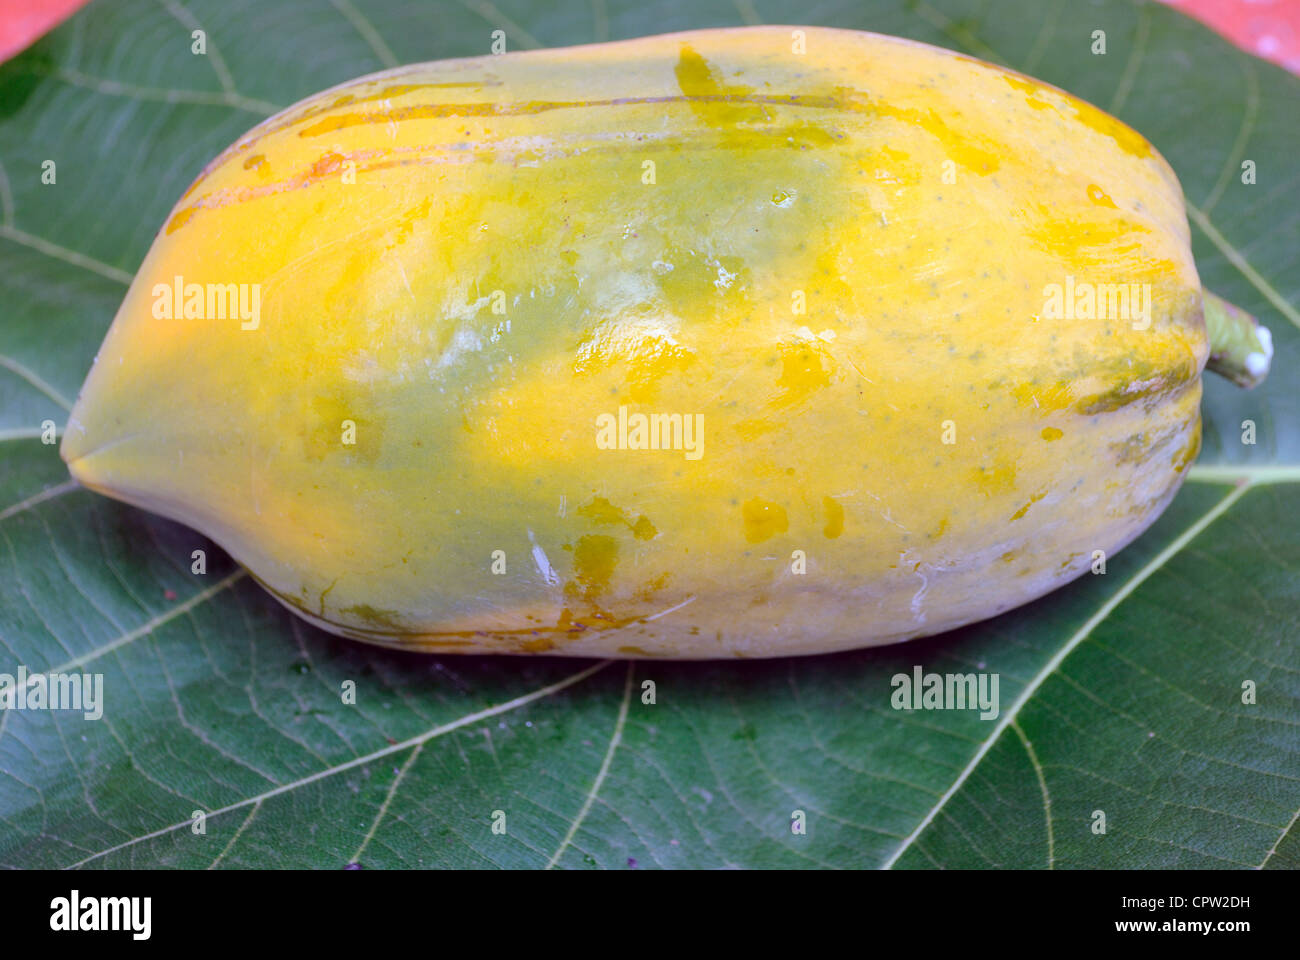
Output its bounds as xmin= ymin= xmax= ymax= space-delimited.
xmin=294 ymin=91 xmax=858 ymax=138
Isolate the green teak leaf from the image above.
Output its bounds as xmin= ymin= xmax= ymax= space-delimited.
xmin=0 ymin=0 xmax=1296 ymax=869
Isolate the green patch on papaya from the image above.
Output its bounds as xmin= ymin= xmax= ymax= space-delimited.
xmin=1074 ymin=361 xmax=1197 ymax=416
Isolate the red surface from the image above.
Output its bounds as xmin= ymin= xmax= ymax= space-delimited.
xmin=1165 ymin=0 xmax=1300 ymax=73
xmin=0 ymin=0 xmax=85 ymax=62
xmin=0 ymin=0 xmax=1297 ymax=69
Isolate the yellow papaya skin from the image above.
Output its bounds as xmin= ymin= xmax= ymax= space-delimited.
xmin=63 ymin=26 xmax=1216 ymax=658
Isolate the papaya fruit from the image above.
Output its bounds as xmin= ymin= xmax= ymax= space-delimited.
xmin=61 ymin=26 xmax=1272 ymax=658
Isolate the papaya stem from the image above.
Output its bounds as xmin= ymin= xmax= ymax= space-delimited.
xmin=1203 ymin=290 xmax=1272 ymax=389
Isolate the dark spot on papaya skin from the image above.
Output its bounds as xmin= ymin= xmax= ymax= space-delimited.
xmin=675 ymin=44 xmax=750 ymax=99
xmin=516 ymin=633 xmax=556 ymax=653
xmin=165 ymin=206 xmax=197 ymax=234
xmin=577 ymin=496 xmax=657 ymax=540
xmin=301 ymin=394 xmax=385 ymax=464
xmin=742 ymin=497 xmax=788 ymax=543
xmin=343 ymin=603 xmax=407 ymax=631
xmin=822 ymin=496 xmax=844 ymax=538
xmin=633 ymin=572 xmax=671 ymax=602
xmin=1008 ymin=488 xmax=1047 ymax=522
xmin=1086 ymin=183 xmax=1118 ymax=208
xmin=577 ymin=496 xmax=626 ymax=525
xmin=564 ymin=534 xmax=619 ymax=602
xmin=775 ymin=341 xmax=831 ymax=405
